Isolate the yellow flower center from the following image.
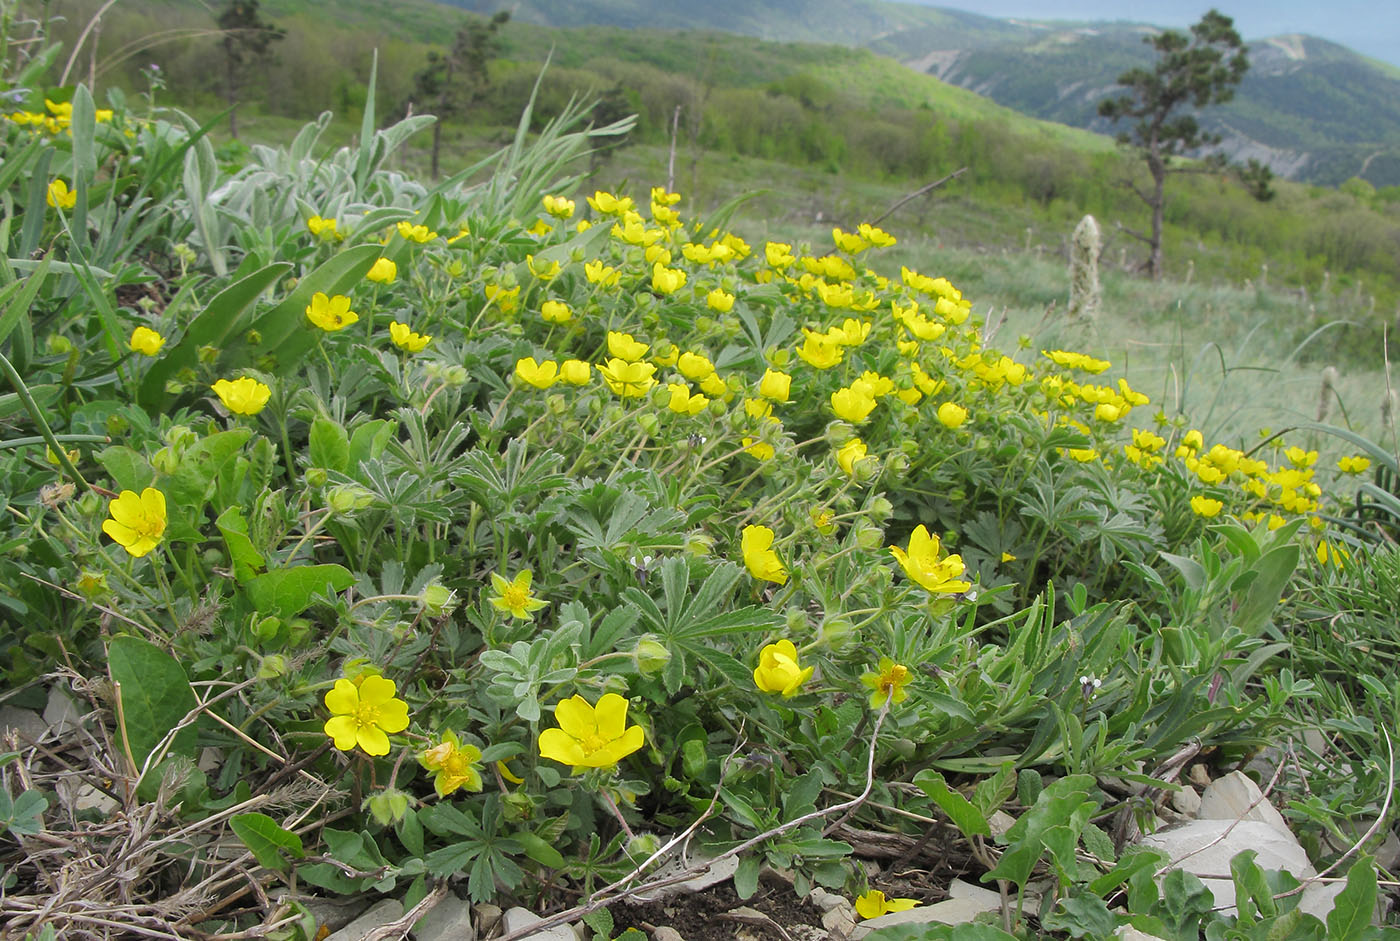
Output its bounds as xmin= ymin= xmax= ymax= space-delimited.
xmin=503 ymin=583 xmax=529 ymax=609
xmin=581 ymin=733 xmax=608 ymax=755
xmin=879 ymin=665 xmax=909 ymax=695
xmin=354 ymin=703 xmax=380 ymax=729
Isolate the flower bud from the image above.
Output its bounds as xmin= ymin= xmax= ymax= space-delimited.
xmin=885 ymin=452 xmax=910 ymax=477
xmin=547 ymin=393 xmax=568 ymax=415
xmin=365 ymin=788 xmax=411 ymax=825
xmin=151 ymin=446 xmax=181 ymax=475
xmin=326 ymin=483 xmax=375 ymax=514
xmin=819 ymin=617 xmax=854 ymax=651
xmin=245 ymin=329 xmax=262 ymax=345
xmin=868 ymin=496 xmax=894 ymax=521
xmin=626 ymin=831 xmax=664 ymax=863
xmin=501 ymin=791 xmax=536 ymax=822
xmin=421 ymin=582 xmax=456 ymax=617
xmin=636 ymin=412 xmax=660 ymax=436
xmin=445 ymin=365 xmax=468 ymax=386
xmin=76 ymin=571 xmax=109 ymax=599
xmin=254 ymin=616 xmax=281 ymax=642
xmin=304 ymin=467 xmax=328 ymax=488
xmin=197 ymin=344 xmax=219 ymax=365
xmin=684 ymin=532 xmax=714 ymax=557
xmin=46 ymin=335 xmax=73 ymax=355
xmin=105 ymin=413 xmax=129 ymax=436
xmin=824 ymin=420 xmax=855 ymax=447
xmin=633 ymin=635 xmax=671 ymax=676
xmin=853 ymin=518 xmax=884 ymax=549
xmin=257 ymin=653 xmax=287 ymax=680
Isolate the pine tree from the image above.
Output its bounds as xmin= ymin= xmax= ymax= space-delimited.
xmin=1098 ymin=9 xmax=1248 ymax=279
xmin=215 ymin=0 xmax=284 ymax=139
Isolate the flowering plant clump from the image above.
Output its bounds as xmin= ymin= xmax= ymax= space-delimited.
xmin=6 ymin=89 xmax=1390 ymax=936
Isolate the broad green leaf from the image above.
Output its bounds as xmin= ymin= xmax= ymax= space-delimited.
xmin=1041 ymin=894 xmax=1118 ymax=939
xmin=1327 ymin=856 xmax=1378 ymax=941
xmin=1234 ymin=544 xmax=1299 ymax=637
xmin=215 ymin=506 xmax=265 ymax=582
xmin=108 ymin=635 xmax=199 ymax=767
xmin=514 ymin=831 xmax=565 ymax=869
xmin=1230 ymin=850 xmax=1276 ymax=921
xmin=97 ymin=445 xmax=156 ymax=493
xmin=309 ymin=417 xmax=350 ymax=472
xmin=915 ymin=769 xmax=990 ymax=838
xmin=0 ymin=789 xmax=47 ymax=836
xmin=230 ymin=812 xmax=304 ymax=872
xmin=245 ymin=564 xmax=354 ymax=616
xmin=734 ymin=854 xmax=760 ymax=900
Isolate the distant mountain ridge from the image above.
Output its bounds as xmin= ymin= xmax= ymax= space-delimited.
xmin=443 ymin=0 xmax=1400 ymax=186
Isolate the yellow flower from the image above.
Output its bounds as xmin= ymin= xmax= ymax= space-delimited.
xmin=854 ymin=890 xmax=919 ymax=919
xmin=560 ymin=359 xmax=592 ymax=385
xmin=543 ymin=194 xmax=576 ymax=218
xmin=323 ymin=674 xmax=411 ymax=757
xmin=860 ymin=658 xmax=913 ymax=709
xmin=811 ymin=507 xmax=837 ymax=535
xmin=651 ymin=263 xmax=687 ymax=295
xmin=366 ymin=257 xmax=397 ymax=283
xmin=856 ymin=223 xmax=896 ymax=247
xmin=1338 ymin=455 xmax=1371 ymax=474
xmin=1190 ymin=495 xmax=1224 ymax=518
xmin=753 ymin=640 xmax=813 ymax=697
xmin=527 ymin=254 xmax=561 ymax=281
xmin=666 ymin=383 xmax=709 ymax=416
xmin=587 ymin=190 xmax=635 ymax=216
xmin=305 ymin=292 xmax=359 ymax=331
xmin=832 ymin=227 xmax=868 ymax=253
xmin=937 ymin=402 xmax=968 ymax=429
xmin=1316 ymin=540 xmax=1350 ymax=568
xmin=102 ymin=488 xmax=167 ymax=558
xmin=538 ymin=692 xmax=645 ymax=771
xmin=484 ymin=283 xmax=520 ymax=313
xmin=650 ymin=186 xmax=681 ymax=207
xmin=889 ymin=525 xmax=970 ymax=594
xmin=128 ymin=326 xmax=165 ymax=356
xmin=527 ymin=219 xmax=553 ymax=237
xmin=831 ymin=385 xmax=876 ymax=423
xmin=706 ymin=288 xmax=736 ymax=312
xmin=701 ymin=373 xmax=729 ymax=398
xmin=307 ymin=215 xmax=340 ymax=241
xmin=585 ymin=260 xmax=620 ymax=286
xmin=211 ymin=377 xmax=272 ymax=416
xmin=389 ymin=321 xmax=431 ymax=353
xmin=598 ymin=359 xmax=658 ymax=398
xmin=608 ymin=331 xmax=649 ymax=362
xmin=1001 ymin=551 xmax=1017 ymax=563
xmin=490 ymin=569 xmax=547 ymax=620
xmin=541 ymin=300 xmax=572 ymax=324
xmin=396 ymin=221 xmax=438 ymax=243
xmin=1285 ymin=445 xmax=1319 ymax=469
xmin=796 ymin=329 xmax=843 ymax=369
xmin=837 ymin=438 xmax=871 ymax=477
xmin=419 ymin=731 xmax=483 ymax=798
xmin=758 ymin=369 xmax=791 ymax=402
xmin=743 ymin=437 xmax=775 ymax=461
xmin=765 ymin=241 xmax=796 ymax=269
xmin=515 ymin=357 xmax=560 ymax=390
xmin=1094 ymin=402 xmax=1123 ymax=423
xmin=741 ymin=524 xmax=788 ymax=585
xmin=46 ymin=179 xmax=76 ymax=210
xmin=678 ymin=351 xmax=715 ymax=382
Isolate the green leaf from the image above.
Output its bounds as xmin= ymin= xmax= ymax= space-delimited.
xmin=1327 ymin=856 xmax=1378 ymax=941
xmin=515 ymin=831 xmax=565 ymax=869
xmin=108 ymin=635 xmax=199 ymax=767
xmin=245 ymin=564 xmax=354 ymax=616
xmin=914 ymin=769 xmax=990 ymax=838
xmin=97 ymin=445 xmax=156 ymax=493
xmin=1234 ymin=544 xmax=1299 ymax=637
xmin=1230 ymin=850 xmax=1277 ymax=921
xmin=230 ymin=812 xmax=304 ymax=872
xmin=1041 ymin=893 xmax=1118 ymax=938
xmin=309 ymin=418 xmax=350 ymax=472
xmin=734 ymin=854 xmax=760 ymax=899
xmin=215 ymin=506 xmax=265 ymax=582
xmin=582 ymin=907 xmax=614 ymax=941
xmin=0 ymin=789 xmax=47 ymax=836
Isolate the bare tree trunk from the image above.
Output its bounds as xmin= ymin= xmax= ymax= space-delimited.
xmin=1148 ymin=154 xmax=1166 ymax=280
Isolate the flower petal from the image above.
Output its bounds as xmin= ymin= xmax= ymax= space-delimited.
xmin=356 ymin=724 xmax=391 ymax=757
xmin=357 ymin=674 xmax=397 ymax=707
xmin=538 ymin=728 xmax=586 ymax=766
xmin=375 ymin=697 xmax=410 ymax=733
xmin=324 ymin=715 xmax=360 ymax=751
xmin=553 ymin=695 xmax=596 ymax=740
xmin=593 ymin=693 xmax=630 ymax=741
xmin=324 ymin=678 xmax=359 ymax=715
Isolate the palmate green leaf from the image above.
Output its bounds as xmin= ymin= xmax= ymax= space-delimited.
xmin=108 ymin=635 xmax=199 ymax=766
xmin=0 ymin=788 xmax=47 ymax=836
xmin=230 ymin=812 xmax=304 ymax=872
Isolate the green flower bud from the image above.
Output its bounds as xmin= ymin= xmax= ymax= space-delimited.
xmin=197 ymin=344 xmax=219 ymax=365
xmin=684 ymin=532 xmax=714 ymax=557
xmin=885 ymin=452 xmax=910 ymax=477
xmin=784 ymin=607 xmax=807 ymax=633
xmin=446 ymin=259 xmax=467 ymax=278
xmin=151 ymin=446 xmax=181 ymax=475
xmin=257 ymin=653 xmax=287 ymax=680
xmin=165 ymin=425 xmax=197 ymax=450
xmin=105 ymin=414 xmax=129 ymax=437
xmin=625 ymin=831 xmax=664 ymax=863
xmin=326 ymin=483 xmax=374 ymax=514
xmin=819 ymin=617 xmax=854 ymax=651
xmin=202 ymin=547 xmax=225 ymax=568
xmin=46 ymin=335 xmax=73 ymax=355
xmin=824 ymin=420 xmax=855 ymax=447
xmin=76 ymin=491 xmax=102 ymax=516
xmin=547 ymin=393 xmax=568 ymax=415
xmin=421 ymin=582 xmax=456 ymax=617
xmin=868 ymin=496 xmax=894 ymax=521
xmin=636 ymin=412 xmax=660 ymax=436
xmin=853 ymin=455 xmax=881 ymax=485
xmin=445 ymin=365 xmax=468 ymax=386
xmin=501 ymin=791 xmax=536 ymax=822
xmin=365 ymin=788 xmax=411 ymax=826
xmin=633 ymin=635 xmax=671 ymax=676
xmin=304 ymin=467 xmax=328 ymax=488
xmin=853 ymin=518 xmax=884 ymax=550
xmin=245 ymin=329 xmax=262 ymax=346
xmin=76 ymin=571 xmax=109 ymax=599
xmin=287 ymin=618 xmax=311 ymax=646
xmin=254 ymin=616 xmax=281 ymax=642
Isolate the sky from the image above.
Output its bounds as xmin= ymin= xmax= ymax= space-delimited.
xmin=906 ymin=1 xmax=1400 ymax=67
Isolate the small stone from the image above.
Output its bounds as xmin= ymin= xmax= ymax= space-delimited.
xmin=1197 ymin=771 xmax=1290 ymax=835
xmin=303 ymin=896 xmax=371 ymax=935
xmin=500 ymin=906 xmax=574 ymax=941
xmin=0 ymin=706 xmax=46 ymax=743
xmin=947 ymin=878 xmax=1001 ymax=913
xmin=988 ymin=810 xmax=1016 ymax=837
xmin=1115 ymin=927 xmax=1170 ymax=941
xmin=1303 ymin=728 xmax=1328 ymax=758
xmin=198 ymin=747 xmax=223 ymax=774
xmin=632 ymin=853 xmax=740 ymax=902
xmin=821 ymin=902 xmax=857 ymax=940
xmin=651 ymin=928 xmax=685 ymax=941
xmin=1187 ymin=764 xmax=1211 ymax=788
xmin=1244 ymin=747 xmax=1284 ymax=786
xmin=1298 ymin=882 xmax=1350 ymax=923
xmin=73 ymin=783 xmax=119 ymax=816
xmin=850 ymin=899 xmax=987 ymax=939
xmin=1170 ymin=785 xmax=1202 ymax=817
xmin=474 ymin=904 xmax=502 ymax=936
xmin=43 ymin=686 xmax=81 ymax=736
xmin=411 ymin=893 xmax=474 ymax=941
xmin=326 ymin=898 xmax=403 ymax=941
xmin=807 ymin=888 xmax=847 ymax=913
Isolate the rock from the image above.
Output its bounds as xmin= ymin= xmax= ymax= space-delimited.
xmin=43 ymin=686 xmax=81 ymax=736
xmin=411 ymin=893 xmax=474 ymax=941
xmin=0 ymin=706 xmax=46 ymax=743
xmin=1298 ymin=882 xmax=1349 ymax=923
xmin=1244 ymin=748 xmax=1284 ymax=787
xmin=326 ymin=898 xmax=403 ymax=941
xmin=947 ymin=878 xmax=1001 ymax=913
xmin=1197 ymin=771 xmax=1290 ymax=835
xmin=1188 ymin=764 xmax=1212 ymax=788
xmin=820 ymin=899 xmax=857 ymax=940
xmin=850 ymin=899 xmax=988 ymax=939
xmin=474 ymin=904 xmax=501 ymax=937
xmin=1303 ymin=728 xmax=1328 ymax=758
xmin=304 ymin=896 xmax=372 ymax=935
xmin=1170 ymin=785 xmax=1202 ymax=817
xmin=807 ymin=888 xmax=847 ymax=913
xmin=632 ymin=853 xmax=740 ymax=902
xmin=1139 ymin=820 xmax=1315 ymax=916
xmin=500 ymin=907 xmax=574 ymax=941
xmin=988 ymin=810 xmax=1016 ymax=838
xmin=650 ymin=928 xmax=685 ymax=941
xmin=1115 ymin=927 xmax=1170 ymax=941
xmin=72 ymin=783 xmax=119 ymax=816
xmin=1324 ymin=819 xmax=1400 ymax=871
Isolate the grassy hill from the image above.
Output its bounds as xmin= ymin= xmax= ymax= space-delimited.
xmin=446 ymin=0 xmax=1400 ymax=186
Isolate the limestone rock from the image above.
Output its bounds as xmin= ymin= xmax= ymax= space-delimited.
xmin=326 ymin=898 xmax=403 ymax=941
xmin=411 ymin=893 xmax=475 ymax=941
xmin=947 ymin=878 xmax=1001 ymax=913
xmin=500 ymin=907 xmax=574 ymax=941
xmin=1115 ymin=927 xmax=1170 ymax=941
xmin=0 ymin=706 xmax=45 ymax=743
xmin=820 ymin=899 xmax=857 ymax=940
xmin=474 ymin=904 xmax=501 ymax=937
xmin=850 ymin=898 xmax=988 ymax=939
xmin=1169 ymin=785 xmax=1201 ymax=817
xmin=631 ymin=852 xmax=739 ymax=902
xmin=1139 ymin=820 xmax=1314 ymax=916
xmin=1188 ymin=764 xmax=1212 ymax=788
xmin=650 ymin=928 xmax=685 ymax=941
xmin=1197 ymin=771 xmax=1290 ymax=835
xmin=43 ymin=686 xmax=81 ymax=736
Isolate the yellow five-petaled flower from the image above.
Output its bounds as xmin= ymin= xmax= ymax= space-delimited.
xmin=854 ymin=890 xmax=919 ymax=919
xmin=741 ymin=524 xmax=788 ymax=585
xmin=418 ymin=730 xmax=483 ymax=797
xmin=889 ymin=525 xmax=970 ymax=595
xmin=323 ymin=674 xmax=411 ymax=757
xmin=754 ymin=640 xmax=813 ymax=697
xmin=211 ymin=377 xmax=272 ymax=416
xmin=306 ymin=292 xmax=359 ymax=332
xmin=490 ymin=569 xmax=547 ymax=620
xmin=861 ymin=657 xmax=913 ymax=709
xmin=102 ymin=488 xmax=167 ymax=558
xmin=389 ymin=321 xmax=431 ymax=353
xmin=128 ymin=326 xmax=165 ymax=356
xmin=537 ymin=692 xmax=645 ymax=772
